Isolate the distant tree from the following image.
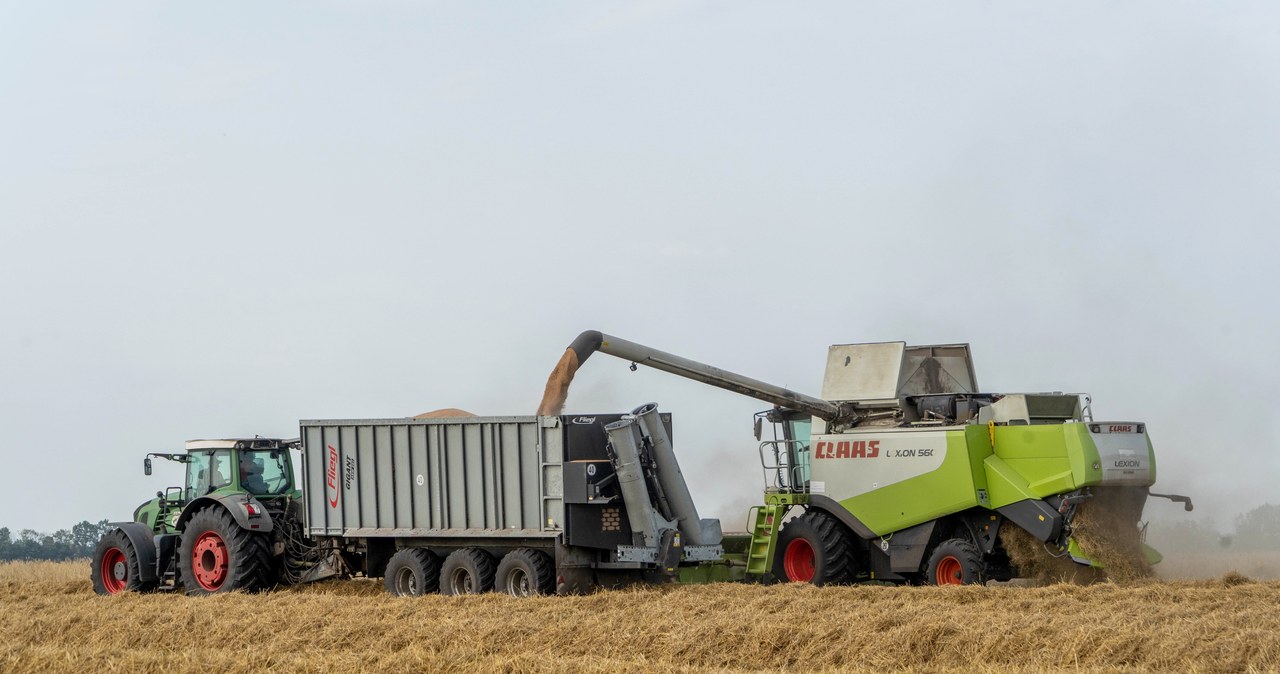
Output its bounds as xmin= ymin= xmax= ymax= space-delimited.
xmin=1232 ymin=504 xmax=1280 ymax=551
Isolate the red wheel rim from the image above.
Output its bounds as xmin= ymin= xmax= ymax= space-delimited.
xmin=935 ymin=555 xmax=963 ymax=585
xmin=784 ymin=538 xmax=816 ymax=582
xmin=192 ymin=531 xmax=229 ymax=591
xmin=100 ymin=547 xmax=128 ymax=594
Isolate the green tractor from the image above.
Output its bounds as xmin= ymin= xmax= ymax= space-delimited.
xmin=91 ymin=438 xmax=305 ymax=595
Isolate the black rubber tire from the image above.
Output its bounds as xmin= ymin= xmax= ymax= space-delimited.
xmin=439 ymin=548 xmax=496 ymax=595
xmin=926 ymin=538 xmax=987 ymax=585
xmin=495 ymin=549 xmax=555 ymax=597
xmin=90 ymin=530 xmax=157 ymax=595
xmin=772 ymin=510 xmax=855 ymax=586
xmin=384 ymin=548 xmax=441 ymax=597
xmin=179 ymin=506 xmax=276 ymax=595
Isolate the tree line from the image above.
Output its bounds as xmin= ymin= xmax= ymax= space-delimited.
xmin=0 ymin=520 xmax=113 ymax=561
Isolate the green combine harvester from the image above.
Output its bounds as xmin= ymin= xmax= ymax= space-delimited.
xmin=91 ymin=331 xmax=1191 ymax=596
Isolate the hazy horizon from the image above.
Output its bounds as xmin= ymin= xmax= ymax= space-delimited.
xmin=2 ymin=2 xmax=1277 ymax=534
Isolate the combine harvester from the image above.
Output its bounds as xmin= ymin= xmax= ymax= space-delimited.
xmin=91 ymin=331 xmax=1191 ymax=596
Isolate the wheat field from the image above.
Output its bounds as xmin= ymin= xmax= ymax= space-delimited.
xmin=2 ymin=561 xmax=1278 ymax=673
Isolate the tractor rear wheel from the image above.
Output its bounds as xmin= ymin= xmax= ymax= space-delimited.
xmin=440 ymin=548 xmax=495 ymax=595
xmin=926 ymin=538 xmax=987 ymax=585
xmin=773 ymin=510 xmax=855 ymax=585
xmin=384 ymin=548 xmax=441 ymax=597
xmin=179 ymin=506 xmax=275 ymax=595
xmin=495 ymin=549 xmax=555 ymax=597
xmin=91 ymin=530 xmax=156 ymax=595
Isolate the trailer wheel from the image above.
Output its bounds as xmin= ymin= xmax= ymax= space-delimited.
xmin=384 ymin=549 xmax=441 ymax=597
xmin=773 ymin=510 xmax=854 ymax=585
xmin=926 ymin=538 xmax=986 ymax=585
xmin=440 ymin=548 xmax=496 ymax=595
xmin=179 ymin=506 xmax=275 ymax=595
xmin=91 ymin=530 xmax=156 ymax=595
xmin=495 ymin=549 xmax=554 ymax=597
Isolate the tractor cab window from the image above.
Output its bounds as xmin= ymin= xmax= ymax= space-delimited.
xmin=186 ymin=450 xmax=232 ymax=499
xmin=238 ymin=449 xmax=291 ymax=496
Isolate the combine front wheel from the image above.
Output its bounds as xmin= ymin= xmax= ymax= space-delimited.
xmin=926 ymin=539 xmax=986 ymax=585
xmin=91 ymin=531 xmax=155 ymax=595
xmin=773 ymin=510 xmax=855 ymax=585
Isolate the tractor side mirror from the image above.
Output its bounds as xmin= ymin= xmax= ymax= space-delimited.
xmin=753 ymin=417 xmax=763 ymax=442
xmin=144 ymin=458 xmax=152 ymax=476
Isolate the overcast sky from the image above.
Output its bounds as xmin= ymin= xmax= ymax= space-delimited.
xmin=1 ymin=2 xmax=1276 ymax=534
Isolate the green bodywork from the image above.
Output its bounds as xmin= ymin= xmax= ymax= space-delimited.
xmin=835 ymin=423 xmax=1154 ymax=536
xmin=134 ymin=447 xmax=300 ymax=534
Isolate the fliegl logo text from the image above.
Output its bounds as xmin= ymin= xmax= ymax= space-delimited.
xmin=326 ymin=444 xmax=341 ymax=508
xmin=814 ymin=440 xmax=880 ymax=459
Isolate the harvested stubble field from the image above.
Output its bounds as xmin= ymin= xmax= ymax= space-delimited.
xmin=2 ymin=561 xmax=1278 ymax=673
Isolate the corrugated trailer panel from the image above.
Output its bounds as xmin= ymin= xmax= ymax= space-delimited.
xmin=300 ymin=416 xmax=564 ymax=538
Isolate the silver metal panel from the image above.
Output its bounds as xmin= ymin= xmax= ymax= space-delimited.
xmin=300 ymin=416 xmax=564 ymax=538
xmin=898 ymin=344 xmax=978 ymax=396
xmin=822 ymin=342 xmax=906 ymax=402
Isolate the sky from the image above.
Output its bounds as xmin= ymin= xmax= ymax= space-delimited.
xmin=1 ymin=1 xmax=1277 ymax=534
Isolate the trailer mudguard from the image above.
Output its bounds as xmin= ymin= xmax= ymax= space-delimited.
xmin=108 ymin=521 xmax=159 ymax=582
xmin=176 ymin=494 xmax=275 ymax=533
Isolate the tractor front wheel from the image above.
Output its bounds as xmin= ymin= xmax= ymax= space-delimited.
xmin=179 ymin=506 xmax=275 ymax=595
xmin=773 ymin=510 xmax=855 ymax=585
xmin=91 ymin=530 xmax=156 ymax=595
xmin=926 ymin=538 xmax=987 ymax=585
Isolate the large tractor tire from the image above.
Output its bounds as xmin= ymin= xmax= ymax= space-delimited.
xmin=495 ymin=548 xmax=555 ymax=597
xmin=179 ymin=506 xmax=275 ymax=595
xmin=440 ymin=548 xmax=496 ymax=595
xmin=925 ymin=538 xmax=987 ymax=586
xmin=91 ymin=530 xmax=156 ymax=596
xmin=384 ymin=548 xmax=441 ymax=597
xmin=773 ymin=510 xmax=855 ymax=585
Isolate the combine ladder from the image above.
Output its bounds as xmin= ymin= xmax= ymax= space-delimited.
xmin=745 ymin=503 xmax=789 ymax=579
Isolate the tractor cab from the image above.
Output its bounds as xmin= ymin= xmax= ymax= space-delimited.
xmin=181 ymin=439 xmax=296 ymax=500
xmin=139 ymin=438 xmax=299 ymax=535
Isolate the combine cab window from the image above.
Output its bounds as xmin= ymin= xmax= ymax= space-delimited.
xmin=239 ymin=449 xmax=291 ymax=496
xmin=186 ymin=450 xmax=232 ymax=499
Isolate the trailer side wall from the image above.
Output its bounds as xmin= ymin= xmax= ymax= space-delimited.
xmin=300 ymin=416 xmax=565 ymax=538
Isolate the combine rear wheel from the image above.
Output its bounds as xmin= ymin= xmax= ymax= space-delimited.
xmin=440 ymin=548 xmax=495 ymax=595
xmin=926 ymin=538 xmax=986 ymax=585
xmin=384 ymin=549 xmax=441 ymax=597
xmin=773 ymin=510 xmax=855 ymax=585
xmin=91 ymin=530 xmax=156 ymax=595
xmin=179 ymin=506 xmax=275 ymax=595
xmin=495 ymin=549 xmax=555 ymax=597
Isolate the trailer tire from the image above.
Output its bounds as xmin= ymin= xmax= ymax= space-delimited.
xmin=773 ymin=510 xmax=855 ymax=585
xmin=384 ymin=549 xmax=441 ymax=597
xmin=179 ymin=506 xmax=275 ymax=595
xmin=496 ymin=549 xmax=555 ymax=597
xmin=440 ymin=548 xmax=496 ymax=595
xmin=926 ymin=538 xmax=986 ymax=585
xmin=91 ymin=530 xmax=156 ymax=595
